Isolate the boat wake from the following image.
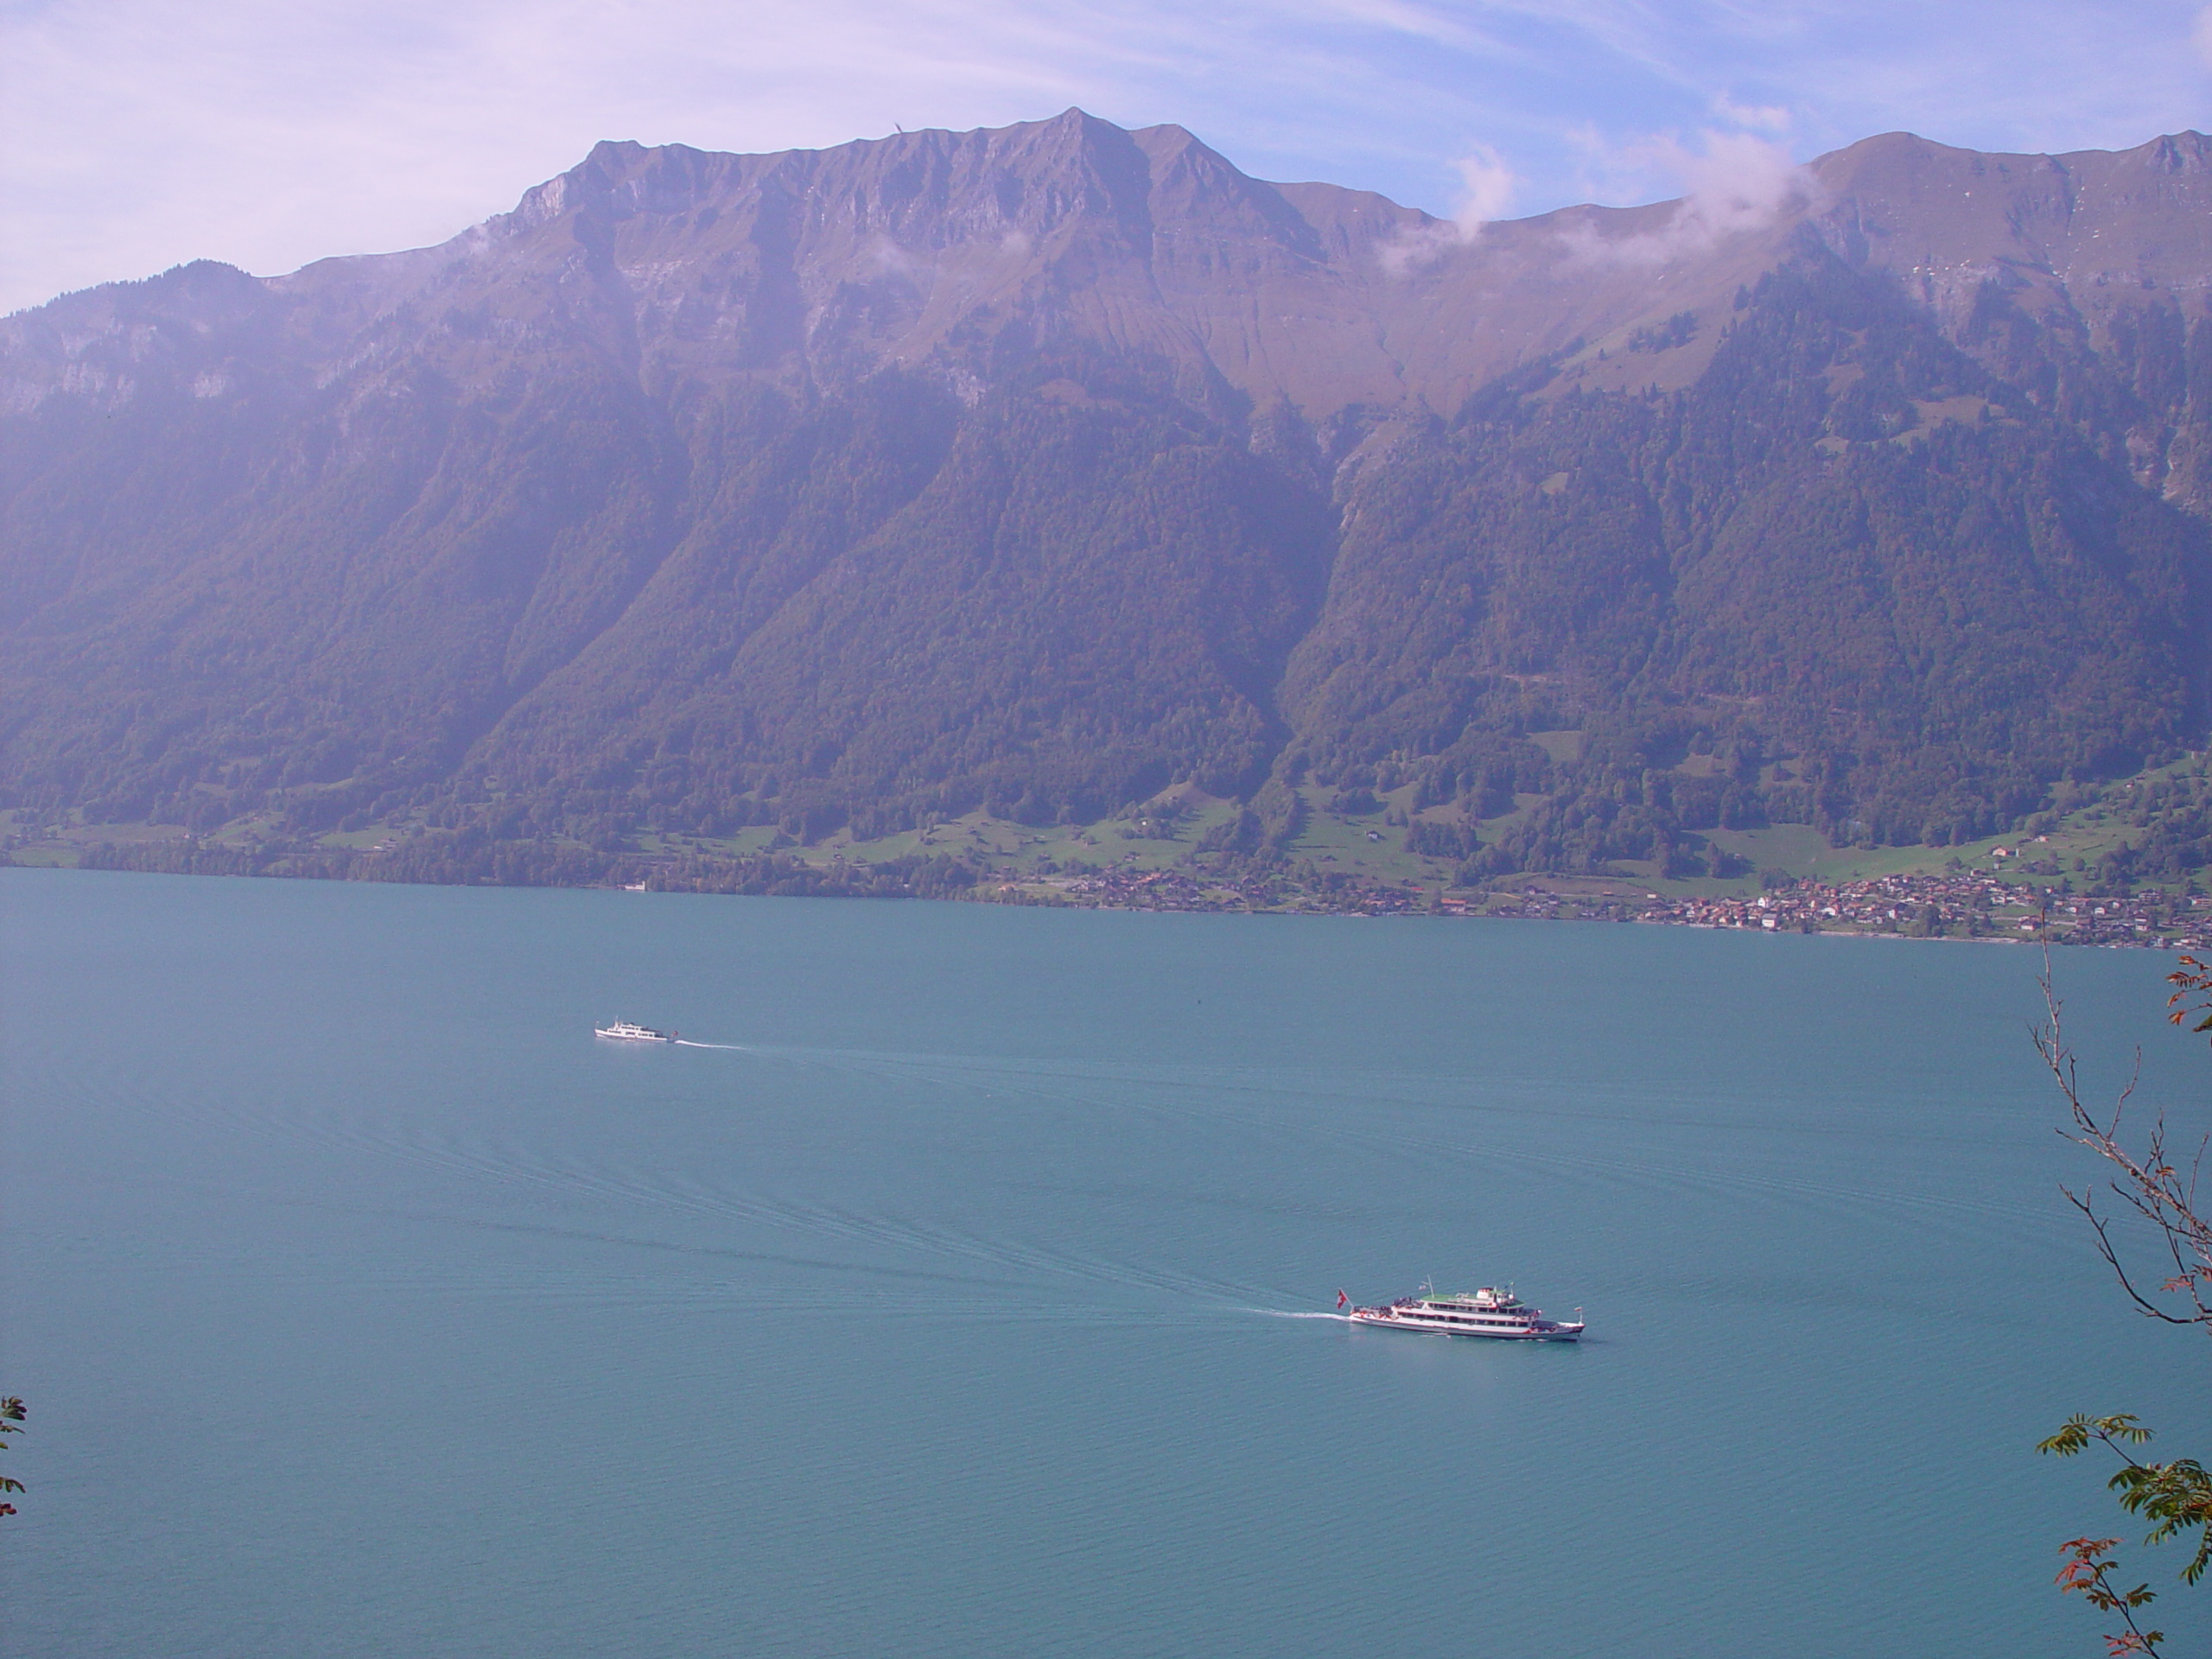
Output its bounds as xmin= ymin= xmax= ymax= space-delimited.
xmin=1248 ymin=1308 xmax=1351 ymax=1321
xmin=673 ymin=1040 xmax=747 ymax=1050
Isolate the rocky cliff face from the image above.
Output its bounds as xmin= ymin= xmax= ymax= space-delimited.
xmin=7 ymin=111 xmax=2212 ymax=859
xmin=18 ymin=112 xmax=2212 ymax=426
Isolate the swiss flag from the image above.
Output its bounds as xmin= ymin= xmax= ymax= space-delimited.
xmin=1336 ymin=1289 xmax=1349 ymax=1309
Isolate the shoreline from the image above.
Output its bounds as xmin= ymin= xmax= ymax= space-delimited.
xmin=13 ymin=851 xmax=2200 ymax=953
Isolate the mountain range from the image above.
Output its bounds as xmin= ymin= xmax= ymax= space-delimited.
xmin=10 ymin=109 xmax=2212 ymax=883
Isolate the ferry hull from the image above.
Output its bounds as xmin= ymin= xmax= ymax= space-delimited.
xmin=1347 ymin=1309 xmax=1584 ymax=1341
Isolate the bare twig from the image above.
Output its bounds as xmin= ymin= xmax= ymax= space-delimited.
xmin=2037 ymin=956 xmax=2212 ymax=1651
xmin=2035 ymin=958 xmax=2212 ymax=1332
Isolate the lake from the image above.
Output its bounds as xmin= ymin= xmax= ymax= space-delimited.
xmin=4 ymin=868 xmax=2208 ymax=1656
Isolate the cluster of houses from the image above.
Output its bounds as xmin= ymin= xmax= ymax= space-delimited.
xmin=1632 ymin=872 xmax=2208 ymax=947
xmin=1039 ymin=859 xmax=2212 ymax=949
xmin=1472 ymin=871 xmax=2209 ymax=948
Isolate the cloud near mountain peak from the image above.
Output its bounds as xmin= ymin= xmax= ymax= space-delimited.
xmin=1560 ymin=129 xmax=1815 ymax=267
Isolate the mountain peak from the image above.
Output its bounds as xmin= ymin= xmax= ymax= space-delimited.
xmin=2136 ymin=130 xmax=2212 ymax=172
xmin=22 ymin=115 xmax=2212 ymax=431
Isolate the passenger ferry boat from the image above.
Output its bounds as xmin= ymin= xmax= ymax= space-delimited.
xmin=1342 ymin=1282 xmax=1584 ymax=1341
xmin=594 ymin=1020 xmax=675 ymax=1042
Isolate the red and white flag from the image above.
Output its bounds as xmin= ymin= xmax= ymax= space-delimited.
xmin=1336 ymin=1289 xmax=1349 ymax=1310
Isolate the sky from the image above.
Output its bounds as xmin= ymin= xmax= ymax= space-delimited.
xmin=5 ymin=0 xmax=2212 ymax=315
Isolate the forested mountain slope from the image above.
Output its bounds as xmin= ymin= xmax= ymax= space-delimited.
xmin=8 ymin=111 xmax=2212 ymax=874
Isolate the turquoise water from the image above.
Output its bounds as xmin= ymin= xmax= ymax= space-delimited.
xmin=4 ymin=868 xmax=2209 ymax=1657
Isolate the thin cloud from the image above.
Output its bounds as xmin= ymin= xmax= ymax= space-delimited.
xmin=1712 ymin=94 xmax=1792 ymax=135
xmin=1376 ymin=143 xmax=1518 ymax=274
xmin=1560 ymin=128 xmax=1815 ymax=266
xmin=1452 ymin=145 xmax=1520 ymax=232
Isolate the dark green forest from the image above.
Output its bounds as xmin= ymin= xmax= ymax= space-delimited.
xmin=9 ymin=237 xmax=2212 ymax=886
xmin=1276 ymin=252 xmax=2212 ymax=876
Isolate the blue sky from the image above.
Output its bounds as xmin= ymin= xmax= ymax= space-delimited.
xmin=4 ymin=0 xmax=2211 ymax=315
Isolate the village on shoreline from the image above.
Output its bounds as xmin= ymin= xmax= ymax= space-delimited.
xmin=12 ymin=807 xmax=2209 ymax=950
xmin=1023 ymin=862 xmax=2212 ymax=949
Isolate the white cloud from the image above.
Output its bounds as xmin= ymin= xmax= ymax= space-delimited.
xmin=1670 ymin=130 xmax=1806 ymax=236
xmin=1374 ymin=143 xmax=1518 ymax=274
xmin=1560 ymin=129 xmax=1814 ymax=266
xmin=1451 ymin=145 xmax=1519 ymax=233
xmin=1712 ymin=94 xmax=1792 ymax=135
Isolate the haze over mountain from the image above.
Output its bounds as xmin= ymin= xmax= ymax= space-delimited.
xmin=10 ymin=109 xmax=2212 ymax=880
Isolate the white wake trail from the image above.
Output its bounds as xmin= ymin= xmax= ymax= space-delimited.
xmin=674 ymin=1040 xmax=748 ymax=1050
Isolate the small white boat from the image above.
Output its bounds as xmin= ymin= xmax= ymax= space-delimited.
xmin=1341 ymin=1282 xmax=1584 ymax=1341
xmin=594 ymin=1020 xmax=675 ymax=1042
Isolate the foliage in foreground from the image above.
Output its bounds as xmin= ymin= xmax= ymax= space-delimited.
xmin=0 ymin=1395 xmax=22 ymax=1517
xmin=2032 ymin=957 xmax=2212 ymax=1653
